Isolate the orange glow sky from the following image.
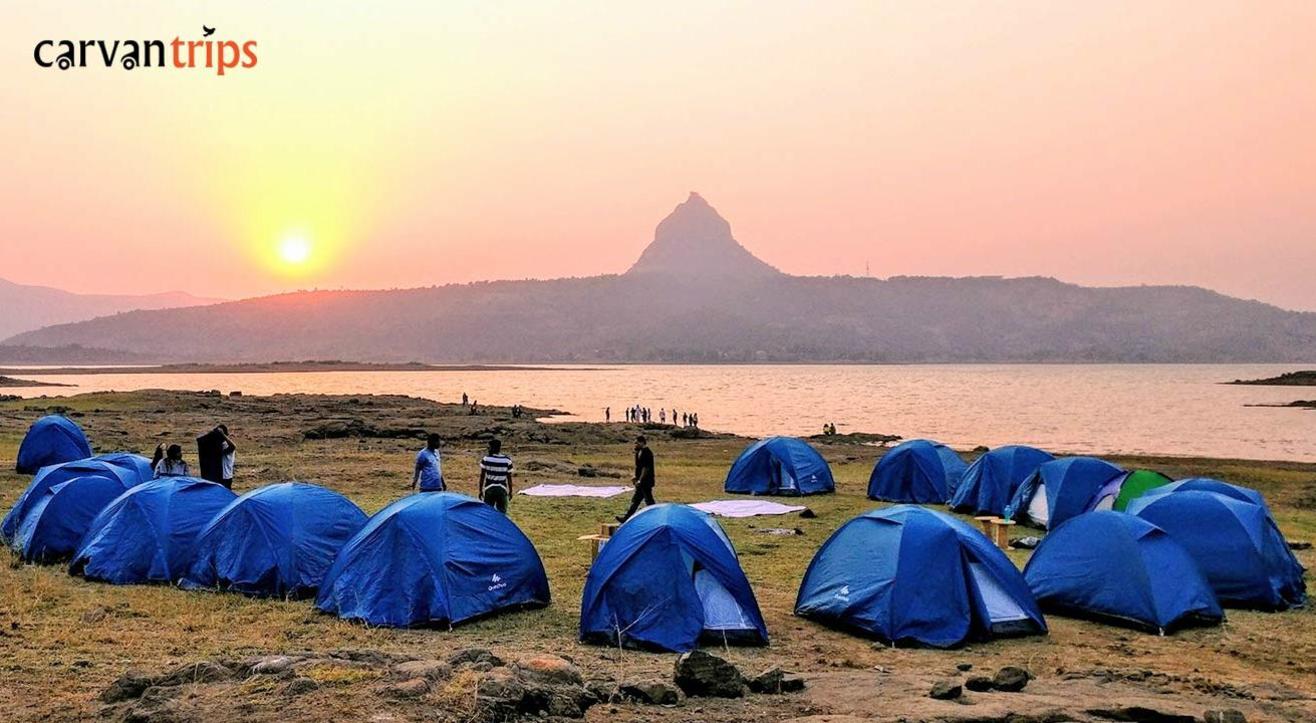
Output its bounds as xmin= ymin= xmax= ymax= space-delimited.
xmin=3 ymin=2 xmax=1315 ymax=309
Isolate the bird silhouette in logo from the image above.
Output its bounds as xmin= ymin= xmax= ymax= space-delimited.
xmin=202 ymin=25 xmax=215 ymax=37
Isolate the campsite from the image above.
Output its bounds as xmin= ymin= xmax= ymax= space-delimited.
xmin=1 ymin=388 xmax=1314 ymax=722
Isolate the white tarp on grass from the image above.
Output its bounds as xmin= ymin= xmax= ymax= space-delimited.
xmin=519 ymin=484 xmax=631 ymax=498
xmin=691 ymin=499 xmax=807 ymax=518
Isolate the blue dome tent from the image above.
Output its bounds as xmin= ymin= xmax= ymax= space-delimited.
xmin=2 ymin=459 xmax=138 ymax=543
xmin=866 ymin=440 xmax=967 ymax=504
xmin=15 ymin=415 xmax=92 ymax=474
xmin=580 ymin=504 xmax=768 ymax=652
xmin=1135 ymin=477 xmax=1269 ymax=513
xmin=1129 ymin=491 xmax=1305 ymax=610
xmin=70 ymin=478 xmax=237 ymax=585
xmin=1004 ymin=457 xmax=1125 ymax=530
xmin=182 ymin=483 xmax=368 ymax=598
xmin=1023 ymin=511 xmax=1223 ymax=633
xmin=93 ymin=453 xmax=155 ymax=485
xmin=795 ymin=505 xmax=1046 ymax=648
xmin=316 ymin=493 xmax=550 ymax=628
xmin=11 ymin=472 xmax=138 ymax=563
xmin=948 ymin=445 xmax=1054 ymax=516
xmin=724 ymin=437 xmax=834 ymax=496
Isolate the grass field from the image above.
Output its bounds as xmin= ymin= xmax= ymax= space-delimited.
xmin=1 ymin=390 xmax=1314 ymax=722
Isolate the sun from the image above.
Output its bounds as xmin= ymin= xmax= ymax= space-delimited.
xmin=278 ymin=236 xmax=312 ymax=265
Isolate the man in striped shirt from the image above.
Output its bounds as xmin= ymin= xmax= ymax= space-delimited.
xmin=478 ymin=438 xmax=514 ymax=513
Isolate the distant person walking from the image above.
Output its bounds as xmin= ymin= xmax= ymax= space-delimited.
xmin=660 ymin=409 xmax=666 ymax=424
xmin=604 ymin=407 xmax=611 ymax=423
xmin=462 ymin=392 xmax=469 ymax=406
xmin=617 ymin=435 xmax=656 ymax=522
xmin=411 ymin=433 xmax=445 ymax=492
xmin=153 ymin=444 xmax=190 ymax=479
xmin=478 ymin=438 xmax=514 ymax=513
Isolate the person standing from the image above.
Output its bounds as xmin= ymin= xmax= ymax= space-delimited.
xmin=411 ymin=433 xmax=445 ymax=492
xmin=462 ymin=392 xmax=469 ymax=406
xmin=478 ymin=438 xmax=514 ymax=513
xmin=659 ymin=409 xmax=666 ymax=425
xmin=216 ymin=424 xmax=237 ymax=489
xmin=605 ymin=407 xmax=611 ymax=423
xmin=617 ymin=435 xmax=656 ymax=522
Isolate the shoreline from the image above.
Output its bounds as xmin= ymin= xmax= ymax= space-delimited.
xmin=0 ymin=361 xmax=603 ymax=376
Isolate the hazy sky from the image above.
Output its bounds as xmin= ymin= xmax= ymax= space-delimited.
xmin=4 ymin=2 xmax=1314 ymax=309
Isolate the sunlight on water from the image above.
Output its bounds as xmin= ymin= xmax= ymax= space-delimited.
xmin=6 ymin=364 xmax=1314 ymax=462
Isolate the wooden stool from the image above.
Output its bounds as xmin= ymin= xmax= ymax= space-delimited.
xmin=578 ymin=534 xmax=607 ymax=561
xmin=600 ymin=522 xmax=620 ymax=538
xmin=988 ymin=519 xmax=1016 ymax=550
xmin=973 ymin=516 xmax=997 ymax=537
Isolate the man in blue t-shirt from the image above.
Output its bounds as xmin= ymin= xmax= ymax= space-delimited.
xmin=411 ymin=433 xmax=445 ymax=492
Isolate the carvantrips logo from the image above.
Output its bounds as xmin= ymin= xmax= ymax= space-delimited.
xmin=34 ymin=26 xmax=257 ymax=76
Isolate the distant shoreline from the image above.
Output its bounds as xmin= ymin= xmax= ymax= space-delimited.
xmin=0 ymin=361 xmax=600 ymax=376
xmin=1226 ymin=370 xmax=1316 ymax=386
xmin=0 ymin=375 xmax=72 ymax=388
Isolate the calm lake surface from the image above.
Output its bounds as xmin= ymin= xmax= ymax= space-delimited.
xmin=6 ymin=364 xmax=1315 ymax=462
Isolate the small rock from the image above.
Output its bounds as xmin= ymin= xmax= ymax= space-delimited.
xmin=382 ymin=677 xmax=430 ymax=698
xmin=449 ymin=648 xmax=504 ymax=668
xmin=956 ymin=662 xmax=973 ymax=672
xmin=620 ymin=681 xmax=682 ymax=705
xmin=101 ymin=670 xmax=155 ymax=703
xmin=392 ymin=659 xmax=450 ymax=682
xmin=1204 ymin=711 xmax=1247 ymax=723
xmin=249 ymin=655 xmax=299 ymax=675
xmin=747 ymin=666 xmax=806 ymax=694
xmin=516 ymin=654 xmax=582 ymax=685
xmin=285 ymin=677 xmax=318 ymax=695
xmin=1084 ymin=706 xmax=1196 ymax=723
xmin=928 ymin=680 xmax=962 ymax=700
xmin=673 ymin=650 xmax=745 ymax=698
xmin=584 ymin=680 xmax=619 ymax=703
xmin=992 ymin=666 xmax=1030 ymax=692
xmin=81 ymin=606 xmax=109 ymax=624
xmin=965 ymin=676 xmax=994 ymax=692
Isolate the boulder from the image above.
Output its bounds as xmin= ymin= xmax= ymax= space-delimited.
xmin=992 ymin=666 xmax=1030 ymax=692
xmin=620 ymin=681 xmax=682 ymax=705
xmin=965 ymin=676 xmax=995 ymax=692
xmin=928 ymin=680 xmax=962 ymax=700
xmin=956 ymin=662 xmax=974 ymax=672
xmin=673 ymin=650 xmax=746 ymax=698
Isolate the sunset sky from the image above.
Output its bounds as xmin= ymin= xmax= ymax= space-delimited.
xmin=3 ymin=1 xmax=1314 ymax=309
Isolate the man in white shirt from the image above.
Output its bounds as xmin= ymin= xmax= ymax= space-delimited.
xmin=216 ymin=424 xmax=237 ymax=489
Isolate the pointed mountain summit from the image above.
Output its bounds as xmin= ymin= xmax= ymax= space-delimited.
xmin=626 ymin=192 xmax=782 ymax=279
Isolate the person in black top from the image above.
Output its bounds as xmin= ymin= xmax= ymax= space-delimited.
xmin=617 ymin=435 xmax=656 ymax=522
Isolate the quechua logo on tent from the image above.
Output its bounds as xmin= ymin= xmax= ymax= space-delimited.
xmin=34 ymin=26 xmax=257 ymax=76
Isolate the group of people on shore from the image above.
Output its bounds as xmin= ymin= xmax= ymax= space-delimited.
xmin=605 ymin=405 xmax=699 ymax=428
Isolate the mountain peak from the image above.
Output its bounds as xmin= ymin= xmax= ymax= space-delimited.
xmin=626 ymin=193 xmax=781 ymax=278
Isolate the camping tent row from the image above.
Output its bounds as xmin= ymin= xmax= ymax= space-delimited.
xmin=6 ymin=418 xmax=1304 ymax=648
xmin=864 ymin=439 xmax=1175 ymax=526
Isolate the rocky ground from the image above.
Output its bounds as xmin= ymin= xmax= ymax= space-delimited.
xmin=2 ymin=390 xmax=1315 ymax=722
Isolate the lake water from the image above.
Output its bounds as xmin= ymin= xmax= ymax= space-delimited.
xmin=5 ymin=364 xmax=1315 ymax=462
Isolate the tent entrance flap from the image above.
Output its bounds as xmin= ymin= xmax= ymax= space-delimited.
xmin=1026 ymin=484 xmax=1050 ymax=526
xmin=969 ymin=562 xmax=1031 ymax=632
xmin=694 ymin=569 xmax=754 ymax=632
